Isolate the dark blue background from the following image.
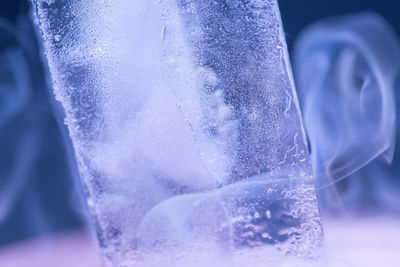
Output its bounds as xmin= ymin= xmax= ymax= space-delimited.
xmin=279 ymin=0 xmax=400 ymax=49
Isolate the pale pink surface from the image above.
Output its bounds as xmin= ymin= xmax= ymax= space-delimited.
xmin=324 ymin=216 xmax=400 ymax=267
xmin=0 ymin=231 xmax=101 ymax=267
xmin=0 ymin=216 xmax=399 ymax=267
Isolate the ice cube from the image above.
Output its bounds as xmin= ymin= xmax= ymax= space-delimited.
xmin=31 ymin=0 xmax=323 ymax=266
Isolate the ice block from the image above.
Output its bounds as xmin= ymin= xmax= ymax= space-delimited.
xmin=31 ymin=0 xmax=323 ymax=266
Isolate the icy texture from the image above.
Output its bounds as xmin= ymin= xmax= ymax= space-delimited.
xmin=31 ymin=0 xmax=322 ymax=266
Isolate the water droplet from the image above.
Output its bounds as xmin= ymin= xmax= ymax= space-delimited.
xmin=161 ymin=26 xmax=167 ymax=41
xmin=265 ymin=210 xmax=271 ymax=219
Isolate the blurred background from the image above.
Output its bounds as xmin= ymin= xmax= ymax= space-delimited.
xmin=0 ymin=0 xmax=85 ymax=247
xmin=0 ymin=0 xmax=399 ymax=266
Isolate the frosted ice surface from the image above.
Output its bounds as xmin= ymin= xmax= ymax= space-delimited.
xmin=32 ymin=0 xmax=322 ymax=266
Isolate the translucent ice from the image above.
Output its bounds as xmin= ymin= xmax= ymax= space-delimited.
xmin=137 ymin=171 xmax=321 ymax=264
xmin=31 ymin=0 xmax=322 ymax=266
